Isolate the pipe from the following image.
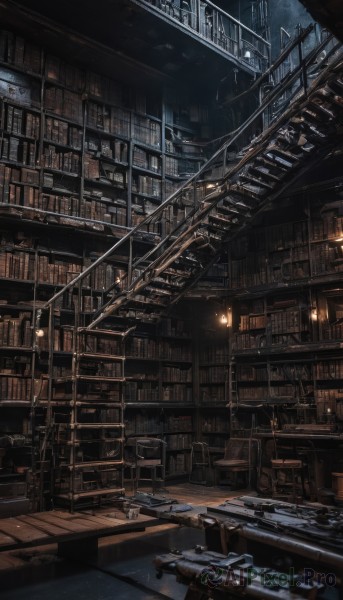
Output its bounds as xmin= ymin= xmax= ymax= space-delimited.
xmin=238 ymin=524 xmax=343 ymax=570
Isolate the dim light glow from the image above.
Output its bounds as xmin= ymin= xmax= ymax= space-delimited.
xmin=310 ymin=308 xmax=318 ymax=321
xmin=35 ymin=329 xmax=45 ymax=338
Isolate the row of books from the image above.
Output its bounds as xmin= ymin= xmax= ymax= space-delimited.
xmin=199 ymin=366 xmax=227 ymax=383
xmin=38 ymin=256 xmax=82 ymax=286
xmin=87 ymin=102 xmax=130 ymax=137
xmin=45 ymin=86 xmax=83 ymax=124
xmin=316 ymin=360 xmax=343 ymax=379
xmin=85 ymin=202 xmax=126 ymax=226
xmin=165 ymin=156 xmax=179 ymax=176
xmin=4 ymin=104 xmax=40 ymax=139
xmin=322 ymin=323 xmax=343 ymax=340
xmin=0 ymin=314 xmax=31 ymax=347
xmin=86 ymin=137 xmax=128 ymax=163
xmin=0 ymin=248 xmax=127 ymax=292
xmin=42 ymin=145 xmax=80 ymax=174
xmin=133 ymin=147 xmax=160 ymax=173
xmin=84 ymin=261 xmax=125 ymax=293
xmin=238 ymin=385 xmax=296 ymax=402
xmin=37 ymin=327 xmax=73 ymax=353
xmin=125 ymin=385 xmax=160 ymax=403
xmin=79 ymin=362 xmax=123 ymax=378
xmin=233 ymin=331 xmax=306 ymax=351
xmin=41 ymin=194 xmax=79 ymax=217
xmin=0 ymin=250 xmax=35 ymax=280
xmin=80 ymin=336 xmax=121 ymax=355
xmin=133 ymin=114 xmax=161 ymax=148
xmin=0 ymin=164 xmax=39 ymax=186
xmin=0 ymin=376 xmax=32 ymax=402
xmin=161 ymin=366 xmax=192 ymax=382
xmin=160 ymin=341 xmax=192 ymax=361
xmin=0 ymin=31 xmax=158 ymax=123
xmin=45 ymin=117 xmax=82 ymax=149
xmin=159 ymin=318 xmax=190 ymax=338
xmin=237 ymin=363 xmax=311 ymax=382
xmin=126 ymin=337 xmax=159 ymax=359
xmin=230 ymin=250 xmax=333 ymax=292
xmin=240 ymin=213 xmax=343 ymax=254
xmin=166 ymin=415 xmax=192 ymax=431
xmin=1 ymin=136 xmax=37 ymax=166
xmin=132 ymin=174 xmax=161 ymax=198
xmin=200 ymin=344 xmax=228 ymax=363
xmin=125 ymin=414 xmax=192 ymax=434
xmin=0 ymin=30 xmax=41 ymax=73
xmin=239 ymin=314 xmax=266 ymax=331
xmin=45 ymin=54 xmax=85 ymax=94
xmin=162 ymin=385 xmax=192 ymax=402
xmin=270 ymin=310 xmax=304 ymax=334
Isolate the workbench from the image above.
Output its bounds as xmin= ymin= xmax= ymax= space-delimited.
xmin=0 ymin=509 xmax=158 ymax=559
xmin=136 ymin=493 xmax=343 ymax=597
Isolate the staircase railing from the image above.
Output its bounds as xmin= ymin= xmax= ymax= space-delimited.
xmin=40 ymin=26 xmax=339 ymax=323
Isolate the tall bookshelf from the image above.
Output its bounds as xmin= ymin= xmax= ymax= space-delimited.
xmin=227 ymin=178 xmax=343 ymax=490
xmin=124 ymin=314 xmax=194 ymax=479
xmin=0 ymin=18 xmax=219 ymax=511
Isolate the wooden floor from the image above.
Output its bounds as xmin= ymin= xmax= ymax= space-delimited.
xmin=159 ymin=481 xmax=243 ymax=506
xmin=0 ymin=483 xmax=246 ymax=573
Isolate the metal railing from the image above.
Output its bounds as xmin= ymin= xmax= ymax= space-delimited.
xmin=130 ymin=0 xmax=271 ymax=73
xmin=41 ymin=28 xmax=340 ymax=321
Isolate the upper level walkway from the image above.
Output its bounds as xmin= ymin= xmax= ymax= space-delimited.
xmin=129 ymin=0 xmax=270 ymax=74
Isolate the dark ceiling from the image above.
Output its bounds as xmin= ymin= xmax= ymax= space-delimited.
xmin=299 ymin=0 xmax=343 ymax=42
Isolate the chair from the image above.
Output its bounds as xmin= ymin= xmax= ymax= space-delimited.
xmin=135 ymin=438 xmax=166 ymax=493
xmin=214 ymin=437 xmax=259 ymax=489
xmin=271 ymin=459 xmax=303 ymax=502
xmin=189 ymin=442 xmax=210 ymax=485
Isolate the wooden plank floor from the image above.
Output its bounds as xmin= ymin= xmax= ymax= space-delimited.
xmin=0 ymin=510 xmax=157 ymax=552
xmin=161 ymin=482 xmax=243 ymax=506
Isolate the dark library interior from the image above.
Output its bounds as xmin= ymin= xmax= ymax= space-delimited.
xmin=0 ymin=0 xmax=343 ymax=598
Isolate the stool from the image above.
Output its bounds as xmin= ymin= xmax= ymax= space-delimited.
xmin=271 ymin=459 xmax=303 ymax=502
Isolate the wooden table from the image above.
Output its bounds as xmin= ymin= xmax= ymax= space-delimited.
xmin=0 ymin=509 xmax=158 ymax=559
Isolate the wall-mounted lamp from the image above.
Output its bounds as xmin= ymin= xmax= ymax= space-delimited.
xmin=34 ymin=309 xmax=44 ymax=338
xmin=244 ymin=50 xmax=251 ymax=59
xmin=217 ymin=306 xmax=232 ymax=327
xmin=310 ymin=307 xmax=318 ymax=321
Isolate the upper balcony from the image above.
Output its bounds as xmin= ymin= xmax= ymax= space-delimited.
xmin=129 ymin=0 xmax=270 ymax=75
xmin=8 ymin=0 xmax=270 ymax=88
